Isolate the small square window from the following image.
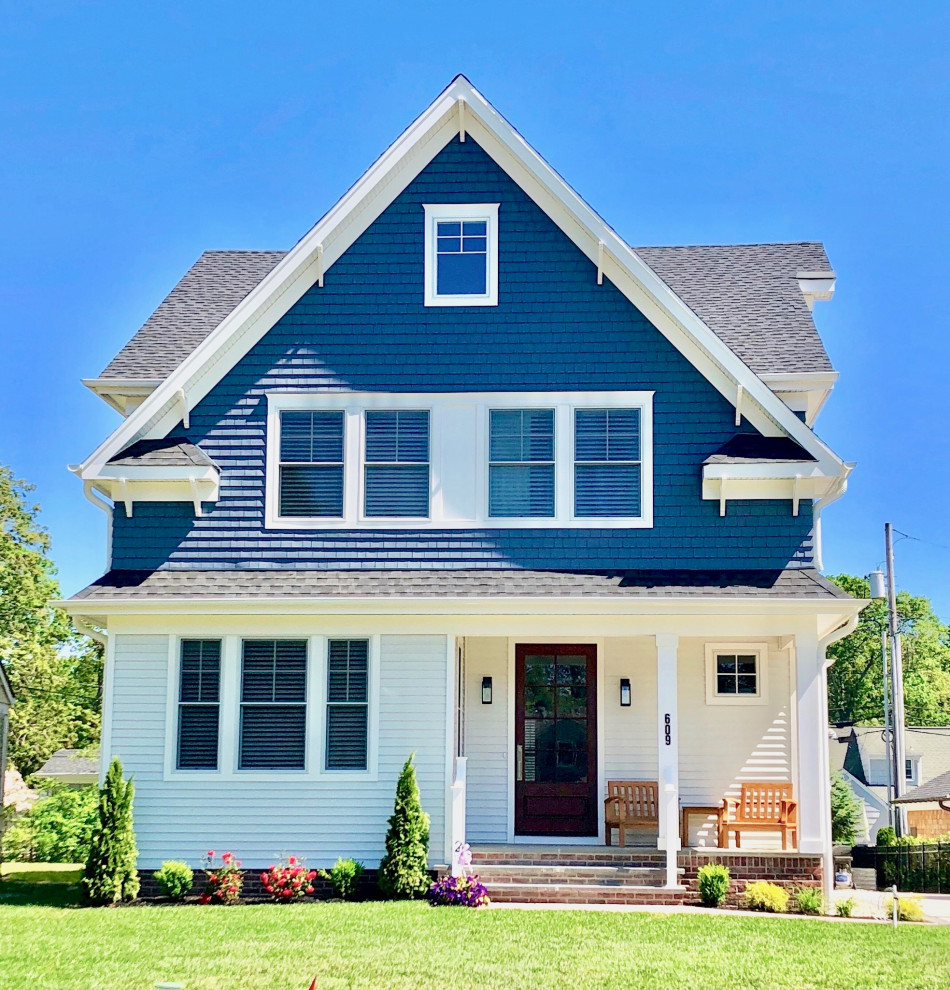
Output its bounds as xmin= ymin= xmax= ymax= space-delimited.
xmin=424 ymin=204 xmax=498 ymax=306
xmin=705 ymin=645 xmax=768 ymax=705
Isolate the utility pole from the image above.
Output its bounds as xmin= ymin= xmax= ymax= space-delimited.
xmin=884 ymin=523 xmax=908 ymax=834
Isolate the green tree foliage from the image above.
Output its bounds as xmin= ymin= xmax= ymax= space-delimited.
xmin=827 ymin=574 xmax=950 ymax=727
xmin=0 ymin=465 xmax=103 ymax=776
xmin=830 ymin=771 xmax=863 ymax=845
xmin=82 ymin=758 xmax=139 ymax=903
xmin=3 ymin=783 xmax=98 ymax=862
xmin=378 ymin=754 xmax=430 ymax=899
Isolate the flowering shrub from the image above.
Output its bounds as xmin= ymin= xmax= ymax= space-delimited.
xmin=261 ymin=855 xmax=317 ymax=902
xmin=427 ymin=873 xmax=490 ymax=908
xmin=199 ymin=850 xmax=244 ymax=905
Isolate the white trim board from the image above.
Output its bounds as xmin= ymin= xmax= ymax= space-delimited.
xmin=75 ymin=76 xmax=849 ymax=494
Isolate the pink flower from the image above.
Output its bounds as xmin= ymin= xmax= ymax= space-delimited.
xmin=207 ymin=850 xmax=215 ymax=858
xmin=265 ymin=885 xmax=274 ymax=893
xmin=288 ymin=856 xmax=297 ymax=865
xmin=209 ymin=873 xmax=218 ymax=883
xmin=306 ymin=886 xmax=314 ymax=894
xmin=199 ymin=893 xmax=211 ymax=904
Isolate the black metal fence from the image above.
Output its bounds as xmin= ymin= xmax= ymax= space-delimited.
xmin=872 ymin=842 xmax=950 ymax=893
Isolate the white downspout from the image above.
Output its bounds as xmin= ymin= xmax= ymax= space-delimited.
xmin=79 ymin=478 xmax=115 ymax=571
xmin=812 ymin=465 xmax=853 ymax=571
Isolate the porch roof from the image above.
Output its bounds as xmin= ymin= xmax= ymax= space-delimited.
xmin=68 ymin=567 xmax=849 ymax=601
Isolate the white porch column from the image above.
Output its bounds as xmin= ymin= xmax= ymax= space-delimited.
xmin=794 ymin=632 xmax=834 ymax=906
xmin=655 ymin=634 xmax=680 ymax=888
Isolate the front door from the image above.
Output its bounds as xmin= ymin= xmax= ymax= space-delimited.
xmin=514 ymin=644 xmax=598 ymax=836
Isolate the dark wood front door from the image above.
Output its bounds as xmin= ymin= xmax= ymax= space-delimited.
xmin=515 ymin=644 xmax=598 ymax=836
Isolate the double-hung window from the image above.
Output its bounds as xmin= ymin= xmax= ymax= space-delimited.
xmin=177 ymin=639 xmax=221 ymax=770
xmin=489 ymin=409 xmax=555 ymax=517
xmin=574 ymin=408 xmax=642 ymax=517
xmin=325 ymin=640 xmax=369 ymax=770
xmin=364 ymin=410 xmax=430 ymax=517
xmin=423 ymin=204 xmax=499 ymax=306
xmin=239 ymin=640 xmax=308 ymax=770
xmin=278 ymin=410 xmax=345 ymax=517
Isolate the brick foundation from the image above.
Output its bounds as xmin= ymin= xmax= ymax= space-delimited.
xmin=137 ymin=867 xmax=390 ymax=901
xmin=680 ymin=851 xmax=823 ymax=909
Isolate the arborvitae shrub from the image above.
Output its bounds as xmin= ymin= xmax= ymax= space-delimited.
xmin=378 ymin=754 xmax=430 ymax=898
xmin=82 ymin=758 xmax=140 ymax=904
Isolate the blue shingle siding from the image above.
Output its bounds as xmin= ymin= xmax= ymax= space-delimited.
xmin=111 ymin=136 xmax=814 ymax=572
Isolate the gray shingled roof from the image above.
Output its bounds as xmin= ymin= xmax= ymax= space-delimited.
xmin=894 ymin=769 xmax=950 ymax=805
xmin=100 ymin=251 xmax=285 ymax=379
xmin=703 ymin=434 xmax=817 ymax=465
xmin=636 ymin=242 xmax=834 ymax=375
xmin=34 ymin=749 xmax=100 ymax=779
xmin=97 ymin=243 xmax=833 ymax=381
xmin=107 ymin=437 xmax=217 ymax=468
xmin=70 ymin=568 xmax=849 ymax=601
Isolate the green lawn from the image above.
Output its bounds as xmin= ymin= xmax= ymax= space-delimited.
xmin=1 ymin=870 xmax=948 ymax=989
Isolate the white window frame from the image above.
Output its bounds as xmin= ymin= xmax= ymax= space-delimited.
xmin=704 ymin=643 xmax=769 ymax=706
xmin=423 ymin=203 xmax=499 ymax=307
xmin=265 ymin=390 xmax=654 ymax=530
xmin=162 ymin=633 xmax=380 ymax=782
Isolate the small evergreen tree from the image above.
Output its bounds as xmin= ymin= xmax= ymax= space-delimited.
xmin=82 ymin=758 xmax=139 ymax=903
xmin=378 ymin=754 xmax=430 ymax=898
xmin=830 ymin=771 xmax=863 ymax=845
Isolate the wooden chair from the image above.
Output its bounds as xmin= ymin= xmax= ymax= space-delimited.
xmin=604 ymin=780 xmax=659 ymax=846
xmin=717 ymin=782 xmax=798 ymax=850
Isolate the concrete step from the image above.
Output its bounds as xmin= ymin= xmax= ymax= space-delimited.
xmin=485 ymin=881 xmax=689 ymax=905
xmin=476 ymin=864 xmax=669 ymax=886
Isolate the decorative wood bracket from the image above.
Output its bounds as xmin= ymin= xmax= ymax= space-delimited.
xmin=176 ymin=388 xmax=190 ymax=430
xmin=316 ymin=243 xmax=324 ymax=288
xmin=189 ymin=476 xmax=203 ymax=517
xmin=119 ymin=477 xmax=133 ymax=517
xmin=458 ymin=98 xmax=466 ymax=142
xmin=735 ymin=384 xmax=744 ymax=427
xmin=597 ymin=240 xmax=605 ymax=285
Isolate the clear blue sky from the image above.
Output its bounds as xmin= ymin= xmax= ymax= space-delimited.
xmin=2 ymin=2 xmax=949 ymax=615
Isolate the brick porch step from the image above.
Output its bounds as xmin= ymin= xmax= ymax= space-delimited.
xmin=470 ymin=845 xmax=666 ymax=869
xmin=485 ymin=881 xmax=689 ymax=905
xmin=477 ymin=864 xmax=668 ymax=886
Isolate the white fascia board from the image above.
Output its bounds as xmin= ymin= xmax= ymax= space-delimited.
xmin=702 ymin=461 xmax=830 ymax=482
xmin=77 ymin=76 xmax=848 ymax=482
xmin=56 ymin=594 xmax=867 ymax=620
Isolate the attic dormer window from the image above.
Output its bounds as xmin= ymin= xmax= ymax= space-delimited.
xmin=424 ymin=204 xmax=498 ymax=306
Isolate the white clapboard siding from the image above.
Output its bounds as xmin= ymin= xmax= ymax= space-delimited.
xmin=677 ymin=636 xmax=792 ymax=848
xmin=108 ymin=632 xmax=446 ymax=869
xmin=603 ymin=637 xmax=658 ymax=784
xmin=463 ymin=637 xmax=508 ymax=842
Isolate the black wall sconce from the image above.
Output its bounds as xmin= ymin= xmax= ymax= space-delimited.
xmin=481 ymin=676 xmax=493 ymax=704
xmin=619 ymin=678 xmax=631 ymax=707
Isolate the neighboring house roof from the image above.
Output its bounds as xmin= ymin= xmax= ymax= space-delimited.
xmin=703 ymin=435 xmax=817 ymax=465
xmin=96 ymin=243 xmax=833 ymax=383
xmin=635 ymin=242 xmax=833 ymax=375
xmin=34 ymin=749 xmax=100 ymax=782
xmin=75 ymin=77 xmax=848 ymax=489
xmin=107 ymin=437 xmax=217 ymax=468
xmin=894 ymin=769 xmax=950 ymax=805
xmin=70 ymin=567 xmax=849 ymax=601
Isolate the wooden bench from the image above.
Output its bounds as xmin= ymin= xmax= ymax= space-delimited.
xmin=717 ymin=782 xmax=798 ymax=850
xmin=604 ymin=780 xmax=659 ymax=846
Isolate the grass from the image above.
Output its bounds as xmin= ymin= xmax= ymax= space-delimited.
xmin=1 ymin=870 xmax=948 ymax=989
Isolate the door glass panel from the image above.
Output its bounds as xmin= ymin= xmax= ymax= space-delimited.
xmin=556 ymin=658 xmax=587 ymax=685
xmin=526 ymin=685 xmax=555 ymax=718
xmin=557 ymin=685 xmax=587 ymax=717
xmin=555 ymin=719 xmax=588 ymax=782
xmin=525 ymin=655 xmax=556 ymax=684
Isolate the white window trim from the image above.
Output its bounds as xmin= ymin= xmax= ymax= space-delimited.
xmin=265 ymin=390 xmax=655 ymax=530
xmin=704 ymin=642 xmax=769 ymax=706
xmin=423 ymin=203 xmax=499 ymax=307
xmin=162 ymin=634 xmax=380 ymax=782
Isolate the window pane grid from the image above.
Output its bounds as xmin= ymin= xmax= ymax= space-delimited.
xmin=489 ymin=409 xmax=555 ymax=517
xmin=326 ymin=640 xmax=369 ymax=770
xmin=574 ymin=408 xmax=642 ymax=517
xmin=436 ymin=219 xmax=488 ymax=296
xmin=177 ymin=640 xmax=221 ymax=770
xmin=279 ymin=410 xmax=344 ymax=518
xmin=715 ymin=653 xmax=758 ymax=696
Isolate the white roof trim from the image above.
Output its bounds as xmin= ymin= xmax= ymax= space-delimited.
xmin=77 ymin=76 xmax=848 ymax=481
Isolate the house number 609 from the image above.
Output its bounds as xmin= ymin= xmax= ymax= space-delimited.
xmin=664 ymin=714 xmax=671 ymax=746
